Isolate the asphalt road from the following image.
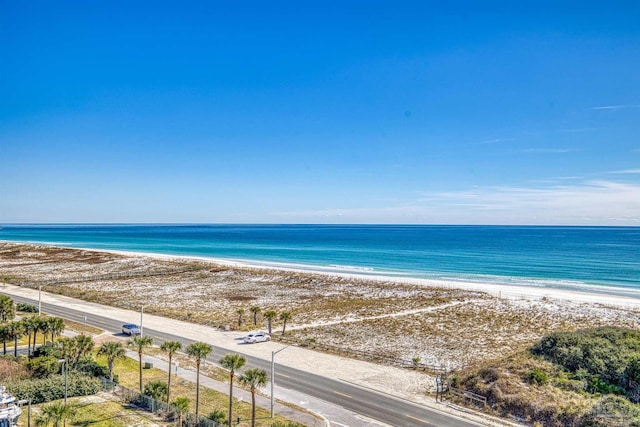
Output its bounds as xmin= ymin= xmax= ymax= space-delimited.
xmin=7 ymin=293 xmax=482 ymax=427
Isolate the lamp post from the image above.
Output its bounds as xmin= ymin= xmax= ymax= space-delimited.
xmin=38 ymin=286 xmax=42 ymax=316
xmin=271 ymin=344 xmax=295 ymax=418
xmin=140 ymin=306 xmax=144 ymax=336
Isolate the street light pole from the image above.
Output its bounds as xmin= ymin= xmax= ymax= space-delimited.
xmin=270 ymin=344 xmax=295 ymax=418
xmin=38 ymin=286 xmax=42 ymax=316
xmin=140 ymin=306 xmax=144 ymax=336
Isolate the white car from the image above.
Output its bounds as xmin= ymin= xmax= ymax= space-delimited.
xmin=243 ymin=332 xmax=271 ymax=344
xmin=122 ymin=323 xmax=141 ymax=336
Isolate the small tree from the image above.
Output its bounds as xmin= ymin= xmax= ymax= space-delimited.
xmin=250 ymin=306 xmax=261 ymax=325
xmin=172 ymin=396 xmax=190 ymax=426
xmin=220 ymin=353 xmax=246 ymax=427
xmin=236 ymin=308 xmax=245 ymax=327
xmin=128 ymin=335 xmax=153 ymax=394
xmin=97 ymin=341 xmax=126 ymax=382
xmin=239 ymin=368 xmax=268 ymax=427
xmin=160 ymin=340 xmax=182 ymax=404
xmin=263 ymin=310 xmax=277 ymax=335
xmin=279 ymin=311 xmax=292 ymax=335
xmin=186 ymin=342 xmax=212 ymax=418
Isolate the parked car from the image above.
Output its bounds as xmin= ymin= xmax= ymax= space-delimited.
xmin=122 ymin=323 xmax=141 ymax=336
xmin=243 ymin=332 xmax=271 ymax=344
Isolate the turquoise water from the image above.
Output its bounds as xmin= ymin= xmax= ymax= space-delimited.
xmin=1 ymin=224 xmax=639 ymax=294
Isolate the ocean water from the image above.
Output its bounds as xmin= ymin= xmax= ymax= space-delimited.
xmin=1 ymin=224 xmax=639 ymax=293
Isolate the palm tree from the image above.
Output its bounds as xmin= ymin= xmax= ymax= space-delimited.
xmin=263 ymin=310 xmax=277 ymax=335
xmin=279 ymin=311 xmax=292 ymax=335
xmin=97 ymin=341 xmax=126 ymax=382
xmin=71 ymin=334 xmax=94 ymax=367
xmin=57 ymin=337 xmax=77 ymax=363
xmin=128 ymin=335 xmax=153 ymax=394
xmin=39 ymin=317 xmax=52 ymax=346
xmin=23 ymin=316 xmax=39 ymax=357
xmin=239 ymin=368 xmax=268 ymax=427
xmin=48 ymin=317 xmax=65 ymax=343
xmin=143 ymin=380 xmax=168 ymax=401
xmin=236 ymin=308 xmax=245 ymax=327
xmin=171 ymin=396 xmax=190 ymax=426
xmin=0 ymin=324 xmax=9 ymax=355
xmin=185 ymin=342 xmax=212 ymax=418
xmin=219 ymin=353 xmax=246 ymax=427
xmin=207 ymin=409 xmax=227 ymax=425
xmin=160 ymin=340 xmax=182 ymax=403
xmin=7 ymin=321 xmax=23 ymax=357
xmin=0 ymin=295 xmax=15 ymax=322
xmin=250 ymin=306 xmax=261 ymax=325
xmin=35 ymin=402 xmax=77 ymax=427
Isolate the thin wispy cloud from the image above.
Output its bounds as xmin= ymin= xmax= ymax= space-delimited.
xmin=589 ymin=104 xmax=640 ymax=111
xmin=609 ymin=168 xmax=640 ymax=174
xmin=474 ymin=138 xmax=515 ymax=145
xmin=272 ymin=180 xmax=640 ymax=225
xmin=521 ymin=148 xmax=573 ymax=153
xmin=556 ymin=128 xmax=596 ymax=133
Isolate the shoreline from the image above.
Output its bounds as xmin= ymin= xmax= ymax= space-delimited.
xmin=5 ymin=240 xmax=640 ymax=309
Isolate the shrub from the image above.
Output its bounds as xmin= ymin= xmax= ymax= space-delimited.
xmin=32 ymin=344 xmax=61 ymax=358
xmin=525 ymin=369 xmax=549 ymax=386
xmin=16 ymin=303 xmax=38 ymax=313
xmin=6 ymin=373 xmax=101 ymax=404
xmin=26 ymin=356 xmax=60 ymax=379
xmin=75 ymin=359 xmax=113 ymax=380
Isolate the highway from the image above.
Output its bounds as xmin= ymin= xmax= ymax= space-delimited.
xmin=6 ymin=293 xmax=482 ymax=427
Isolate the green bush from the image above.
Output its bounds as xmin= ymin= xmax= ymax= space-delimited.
xmin=6 ymin=373 xmax=101 ymax=404
xmin=32 ymin=344 xmax=61 ymax=358
xmin=16 ymin=303 xmax=38 ymax=313
xmin=26 ymin=356 xmax=60 ymax=379
xmin=531 ymin=326 xmax=640 ymax=400
xmin=525 ymin=369 xmax=549 ymax=386
xmin=75 ymin=359 xmax=112 ymax=380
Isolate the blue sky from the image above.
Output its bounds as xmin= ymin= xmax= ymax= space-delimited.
xmin=1 ymin=1 xmax=639 ymax=225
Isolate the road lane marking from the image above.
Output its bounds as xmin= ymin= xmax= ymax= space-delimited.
xmin=276 ymin=372 xmax=290 ymax=378
xmin=333 ymin=391 xmax=352 ymax=399
xmin=407 ymin=415 xmax=430 ymax=424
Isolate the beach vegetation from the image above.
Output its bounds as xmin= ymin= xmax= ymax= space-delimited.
xmin=451 ymin=326 xmax=640 ymax=426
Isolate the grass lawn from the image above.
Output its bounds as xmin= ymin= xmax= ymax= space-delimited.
xmin=97 ymin=352 xmax=303 ymax=426
xmin=25 ymin=394 xmax=173 ymax=427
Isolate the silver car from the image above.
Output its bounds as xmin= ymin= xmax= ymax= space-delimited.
xmin=122 ymin=323 xmax=141 ymax=336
